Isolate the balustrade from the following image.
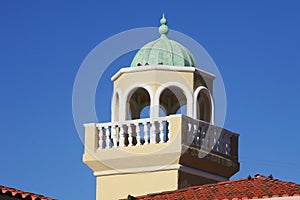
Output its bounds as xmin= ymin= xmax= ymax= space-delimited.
xmin=94 ymin=115 xmax=238 ymax=158
xmin=183 ymin=115 xmax=237 ymax=156
xmin=96 ymin=117 xmax=170 ymax=149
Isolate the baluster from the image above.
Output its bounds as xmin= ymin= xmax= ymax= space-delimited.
xmin=193 ymin=123 xmax=198 ymax=146
xmin=105 ymin=126 xmax=111 ymax=148
xmin=199 ymin=125 xmax=203 ymax=148
xmin=132 ymin=123 xmax=137 ymax=146
xmin=150 ymin=121 xmax=157 ymax=144
xmin=226 ymin=134 xmax=231 ymax=156
xmin=222 ymin=132 xmax=227 ymax=155
xmin=98 ymin=127 xmax=105 ymax=149
xmin=159 ymin=120 xmax=164 ymax=143
xmin=199 ymin=127 xmax=202 ymax=147
xmin=212 ymin=127 xmax=217 ymax=151
xmin=128 ymin=124 xmax=133 ymax=146
xmin=119 ymin=125 xmax=125 ymax=147
xmin=143 ymin=122 xmax=149 ymax=144
xmin=220 ymin=133 xmax=226 ymax=154
xmin=188 ymin=122 xmax=194 ymax=145
xmin=166 ymin=119 xmax=170 ymax=142
xmin=204 ymin=126 xmax=209 ymax=150
xmin=111 ymin=125 xmax=117 ymax=148
xmin=216 ymin=127 xmax=222 ymax=152
xmin=136 ymin=123 xmax=141 ymax=146
xmin=202 ymin=126 xmax=208 ymax=150
xmin=209 ymin=127 xmax=215 ymax=150
xmin=123 ymin=125 xmax=129 ymax=146
xmin=214 ymin=128 xmax=217 ymax=146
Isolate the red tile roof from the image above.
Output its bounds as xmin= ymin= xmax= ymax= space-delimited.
xmin=0 ymin=184 xmax=55 ymax=200
xmin=132 ymin=174 xmax=300 ymax=200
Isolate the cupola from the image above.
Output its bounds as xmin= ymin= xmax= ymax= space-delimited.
xmin=131 ymin=14 xmax=197 ymax=67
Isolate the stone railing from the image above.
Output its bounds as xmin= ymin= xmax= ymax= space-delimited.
xmin=96 ymin=116 xmax=170 ymax=148
xmin=92 ymin=115 xmax=239 ymax=159
xmin=181 ymin=115 xmax=239 ymax=158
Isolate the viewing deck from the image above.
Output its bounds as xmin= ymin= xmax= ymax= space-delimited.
xmin=83 ymin=114 xmax=239 ymax=178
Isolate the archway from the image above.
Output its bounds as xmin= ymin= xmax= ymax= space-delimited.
xmin=127 ymin=87 xmax=151 ymax=120
xmin=193 ymin=87 xmax=214 ymax=124
xmin=159 ymin=87 xmax=187 ymax=116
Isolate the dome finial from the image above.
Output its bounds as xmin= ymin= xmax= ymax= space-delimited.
xmin=160 ymin=13 xmax=167 ymax=25
xmin=159 ymin=13 xmax=169 ymax=35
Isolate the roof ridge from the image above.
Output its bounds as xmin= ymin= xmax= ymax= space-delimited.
xmin=132 ymin=174 xmax=300 ymax=200
xmin=0 ymin=184 xmax=55 ymax=200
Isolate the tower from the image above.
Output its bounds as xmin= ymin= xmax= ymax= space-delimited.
xmin=83 ymin=15 xmax=239 ymax=200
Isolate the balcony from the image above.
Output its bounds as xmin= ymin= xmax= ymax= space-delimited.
xmin=83 ymin=114 xmax=239 ymax=178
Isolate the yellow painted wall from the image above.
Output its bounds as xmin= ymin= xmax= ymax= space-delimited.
xmin=96 ymin=169 xmax=178 ymax=200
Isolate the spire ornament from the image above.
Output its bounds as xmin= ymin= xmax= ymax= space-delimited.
xmin=159 ymin=13 xmax=169 ymax=36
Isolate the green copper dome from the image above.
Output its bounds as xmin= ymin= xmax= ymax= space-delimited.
xmin=131 ymin=14 xmax=197 ymax=67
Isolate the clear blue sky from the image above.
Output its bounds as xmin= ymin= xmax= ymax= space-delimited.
xmin=1 ymin=1 xmax=300 ymax=199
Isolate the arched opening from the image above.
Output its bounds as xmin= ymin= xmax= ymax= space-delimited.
xmin=196 ymin=91 xmax=211 ymax=123
xmin=127 ymin=87 xmax=151 ymax=120
xmin=176 ymin=105 xmax=187 ymax=115
xmin=159 ymin=106 xmax=167 ymax=117
xmin=140 ymin=105 xmax=150 ymax=118
xmin=159 ymin=87 xmax=187 ymax=116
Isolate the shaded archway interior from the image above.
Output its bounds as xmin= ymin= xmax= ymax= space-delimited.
xmin=196 ymin=91 xmax=211 ymax=123
xmin=159 ymin=87 xmax=187 ymax=116
xmin=127 ymin=87 xmax=150 ymax=120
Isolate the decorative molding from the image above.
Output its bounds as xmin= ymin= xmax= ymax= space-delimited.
xmin=178 ymin=165 xmax=227 ymax=182
xmin=83 ymin=123 xmax=96 ymax=128
xmin=154 ymin=82 xmax=194 ymax=118
xmin=111 ymin=65 xmax=215 ymax=81
xmin=94 ymin=165 xmax=180 ymax=176
xmin=193 ymin=86 xmax=215 ymax=124
xmin=93 ymin=164 xmax=227 ymax=182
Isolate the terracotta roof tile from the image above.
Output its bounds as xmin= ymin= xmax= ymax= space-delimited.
xmin=132 ymin=174 xmax=300 ymax=200
xmin=0 ymin=184 xmax=55 ymax=200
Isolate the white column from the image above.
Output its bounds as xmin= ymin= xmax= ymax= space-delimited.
xmin=111 ymin=125 xmax=117 ymax=147
xmin=143 ymin=122 xmax=149 ymax=144
xmin=105 ymin=126 xmax=111 ymax=148
xmin=98 ymin=127 xmax=105 ymax=149
xmin=150 ymin=121 xmax=157 ymax=144
xmin=127 ymin=124 xmax=133 ymax=146
xmin=159 ymin=120 xmax=164 ymax=143
xmin=119 ymin=125 xmax=125 ymax=147
xmin=136 ymin=123 xmax=141 ymax=145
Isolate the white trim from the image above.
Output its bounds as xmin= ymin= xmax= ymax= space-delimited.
xmin=193 ymin=86 xmax=215 ymax=125
xmin=93 ymin=164 xmax=227 ymax=182
xmin=111 ymin=88 xmax=122 ymax=122
xmin=178 ymin=165 xmax=227 ymax=182
xmin=159 ymin=105 xmax=167 ymax=117
xmin=111 ymin=65 xmax=215 ymax=81
xmin=122 ymin=83 xmax=154 ymax=121
xmin=94 ymin=165 xmax=180 ymax=176
xmin=83 ymin=123 xmax=96 ymax=128
xmin=154 ymin=82 xmax=193 ymax=118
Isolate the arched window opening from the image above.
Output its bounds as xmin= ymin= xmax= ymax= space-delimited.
xmin=176 ymin=105 xmax=187 ymax=115
xmin=127 ymin=87 xmax=150 ymax=120
xmin=159 ymin=106 xmax=167 ymax=117
xmin=159 ymin=87 xmax=187 ymax=116
xmin=140 ymin=105 xmax=150 ymax=118
xmin=197 ymin=91 xmax=211 ymax=123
